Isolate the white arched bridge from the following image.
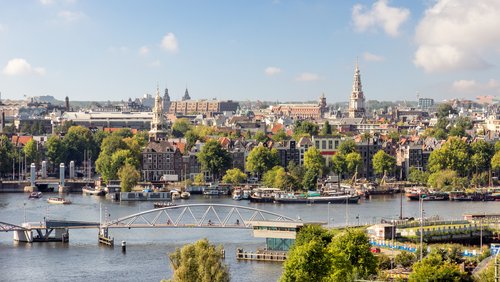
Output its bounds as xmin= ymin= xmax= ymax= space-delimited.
xmin=103 ymin=204 xmax=297 ymax=229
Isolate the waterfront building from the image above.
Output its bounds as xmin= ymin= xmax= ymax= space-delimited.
xmin=348 ymin=62 xmax=366 ymax=118
xmin=311 ymin=135 xmax=343 ymax=166
xmin=61 ymin=111 xmax=153 ymax=130
xmin=168 ymin=99 xmax=239 ymax=116
xmin=141 ymin=140 xmax=183 ymax=182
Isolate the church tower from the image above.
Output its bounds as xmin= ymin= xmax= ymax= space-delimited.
xmin=149 ymin=86 xmax=168 ymax=141
xmin=348 ymin=61 xmax=365 ymax=118
xmin=182 ymin=88 xmax=191 ymax=101
xmin=318 ymin=93 xmax=327 ymax=117
xmin=163 ymin=87 xmax=171 ymax=114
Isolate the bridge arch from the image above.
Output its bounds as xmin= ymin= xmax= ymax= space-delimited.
xmin=103 ymin=204 xmax=297 ymax=229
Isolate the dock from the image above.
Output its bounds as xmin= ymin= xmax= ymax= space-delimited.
xmin=236 ymin=248 xmax=287 ymax=262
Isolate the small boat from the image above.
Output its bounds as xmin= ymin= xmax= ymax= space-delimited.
xmin=154 ymin=202 xmax=176 ymax=208
xmin=203 ymin=183 xmax=222 ymax=196
xmin=82 ymin=185 xmax=106 ymax=196
xmin=47 ymin=197 xmax=72 ymax=204
xmin=171 ymin=190 xmax=181 ymax=200
xmin=232 ymin=189 xmax=243 ymax=200
xmin=180 ymin=191 xmax=191 ymax=199
xmin=249 ymin=188 xmax=282 ymax=203
xmin=29 ymin=192 xmax=43 ymax=199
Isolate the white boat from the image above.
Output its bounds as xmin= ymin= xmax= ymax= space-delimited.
xmin=82 ymin=185 xmax=106 ymax=196
xmin=47 ymin=197 xmax=72 ymax=204
xmin=232 ymin=189 xmax=243 ymax=200
xmin=171 ymin=190 xmax=181 ymax=200
xmin=180 ymin=191 xmax=191 ymax=199
xmin=203 ymin=183 xmax=221 ymax=196
xmin=29 ymin=192 xmax=43 ymax=199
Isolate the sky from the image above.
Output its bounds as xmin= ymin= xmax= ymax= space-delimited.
xmin=0 ymin=0 xmax=499 ymax=103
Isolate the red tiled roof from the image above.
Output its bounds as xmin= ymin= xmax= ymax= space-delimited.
xmin=11 ymin=135 xmax=33 ymax=146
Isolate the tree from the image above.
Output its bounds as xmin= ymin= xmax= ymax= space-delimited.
xmin=280 ymin=240 xmax=332 ymax=282
xmin=321 ymin=121 xmax=332 ymax=136
xmin=262 ymin=166 xmax=288 ymax=189
xmin=272 ymin=129 xmax=288 ymax=142
xmin=471 ymin=140 xmax=494 ymax=175
xmin=293 ymin=120 xmax=319 ymax=137
xmin=185 ymin=130 xmax=202 ymax=152
xmin=167 ymin=238 xmax=229 ymax=282
xmin=345 ymin=152 xmax=362 ymax=178
xmin=63 ymin=126 xmax=96 ymax=165
xmin=0 ymin=135 xmax=15 ymax=175
xmin=302 ymin=168 xmax=319 ymax=190
xmin=172 ymin=118 xmax=192 ymax=138
xmin=254 ymin=131 xmax=269 ymax=143
xmin=221 ymin=168 xmax=247 ymax=185
xmin=408 ymin=167 xmax=429 ymax=185
xmin=409 ymin=253 xmax=467 ymax=282
xmin=304 ymin=147 xmax=325 ymax=177
xmin=427 ymin=137 xmax=471 ymax=176
xmin=372 ymin=150 xmax=396 ymax=177
xmin=45 ymin=135 xmax=67 ymax=170
xmin=328 ymin=229 xmax=378 ymax=280
xmin=23 ymin=139 xmax=39 ymax=166
xmin=437 ymin=103 xmax=456 ymax=118
xmin=331 ymin=154 xmax=347 ymax=189
xmin=245 ymin=145 xmax=279 ymax=178
xmin=338 ymin=139 xmax=357 ymax=155
xmin=492 ymin=150 xmax=500 ymax=172
xmin=118 ymin=163 xmax=140 ymax=192
xmin=293 ymin=225 xmax=333 ymax=248
xmin=287 ymin=161 xmax=304 ymax=186
xmin=197 ymin=140 xmax=231 ymax=181
xmin=394 ymin=251 xmax=417 ymax=268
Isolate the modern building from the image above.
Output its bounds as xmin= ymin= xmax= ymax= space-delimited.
xmin=418 ymin=98 xmax=434 ymax=109
xmin=274 ymin=140 xmax=300 ymax=169
xmin=348 ymin=62 xmax=366 ymax=118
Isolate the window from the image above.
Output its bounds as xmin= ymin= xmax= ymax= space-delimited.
xmin=328 ymin=140 xmax=333 ymax=149
xmin=322 ymin=140 xmax=326 ymax=150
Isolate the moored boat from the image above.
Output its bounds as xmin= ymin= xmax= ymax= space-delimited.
xmin=232 ymin=189 xmax=243 ymax=200
xmin=180 ymin=191 xmax=191 ymax=199
xmin=274 ymin=192 xmax=360 ymax=204
xmin=153 ymin=202 xmax=176 ymax=208
xmin=171 ymin=190 xmax=181 ymax=200
xmin=47 ymin=197 xmax=72 ymax=204
xmin=249 ymin=188 xmax=282 ymax=203
xmin=29 ymin=192 xmax=43 ymax=199
xmin=82 ymin=185 xmax=106 ymax=196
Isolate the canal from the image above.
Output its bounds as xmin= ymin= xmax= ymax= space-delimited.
xmin=1 ymin=193 xmax=499 ymax=281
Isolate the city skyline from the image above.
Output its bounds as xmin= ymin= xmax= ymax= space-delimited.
xmin=0 ymin=0 xmax=499 ymax=103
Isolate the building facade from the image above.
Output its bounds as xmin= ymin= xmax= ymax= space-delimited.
xmin=142 ymin=141 xmax=183 ymax=182
xmin=348 ymin=63 xmax=366 ymax=118
xmin=168 ymin=99 xmax=239 ymax=116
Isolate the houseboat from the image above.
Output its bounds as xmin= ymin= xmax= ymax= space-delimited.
xmin=28 ymin=192 xmax=43 ymax=199
xmin=274 ymin=191 xmax=360 ymax=204
xmin=249 ymin=188 xmax=282 ymax=203
xmin=82 ymin=185 xmax=106 ymax=196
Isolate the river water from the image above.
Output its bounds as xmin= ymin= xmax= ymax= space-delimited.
xmin=1 ymin=193 xmax=499 ymax=282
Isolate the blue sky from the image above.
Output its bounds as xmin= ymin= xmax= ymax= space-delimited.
xmin=0 ymin=0 xmax=499 ymax=103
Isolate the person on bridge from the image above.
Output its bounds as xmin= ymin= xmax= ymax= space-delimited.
xmin=208 ymin=220 xmax=212 ymax=226
xmin=236 ymin=219 xmax=240 ymax=225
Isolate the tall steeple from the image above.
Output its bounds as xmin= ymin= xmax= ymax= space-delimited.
xmin=163 ymin=87 xmax=171 ymax=114
xmin=182 ymin=87 xmax=191 ymax=101
xmin=348 ymin=60 xmax=366 ymax=118
xmin=149 ymin=85 xmax=168 ymax=141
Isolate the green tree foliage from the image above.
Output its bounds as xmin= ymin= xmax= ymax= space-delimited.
xmin=394 ymin=251 xmax=417 ymax=268
xmin=471 ymin=140 xmax=494 ymax=174
xmin=184 ymin=130 xmax=202 ymax=152
xmin=304 ymin=147 xmax=326 ymax=177
xmin=293 ymin=225 xmax=333 ymax=248
xmin=272 ymin=129 xmax=288 ymax=142
xmin=245 ymin=145 xmax=279 ymax=178
xmin=287 ymin=161 xmax=304 ymax=187
xmin=167 ymin=238 xmax=229 ymax=282
xmin=302 ymin=168 xmax=319 ymax=190
xmin=112 ymin=128 xmax=134 ymax=139
xmin=254 ymin=131 xmax=269 ymax=143
xmin=45 ymin=135 xmax=67 ymax=169
xmin=197 ymin=140 xmax=231 ymax=181
xmin=492 ymin=150 xmax=500 ymax=172
xmin=0 ymin=135 xmax=15 ymax=175
xmin=262 ymin=166 xmax=288 ymax=189
xmin=293 ymin=120 xmax=319 ymax=138
xmin=133 ymin=131 xmax=149 ymax=147
xmin=474 ymin=259 xmax=495 ymax=282
xmin=437 ymin=103 xmax=457 ymax=118
xmin=172 ymin=118 xmax=192 ymax=138
xmin=408 ymin=167 xmax=430 ymax=185
xmin=280 ymin=240 xmax=333 ymax=282
xmin=427 ymin=137 xmax=471 ymax=176
xmin=409 ymin=253 xmax=468 ymax=282
xmin=427 ymin=169 xmax=469 ymax=190
xmin=372 ymin=150 xmax=396 ymax=177
xmin=221 ymin=168 xmax=247 ymax=184
xmin=23 ymin=139 xmax=39 ymax=165
xmin=495 ymin=141 xmax=500 ymax=152
xmin=194 ymin=173 xmax=205 ymax=184
xmin=338 ymin=139 xmax=357 ymax=155
xmin=328 ymin=229 xmax=378 ymax=280
xmin=63 ymin=126 xmax=96 ymax=165
xmin=95 ymin=134 xmax=130 ymax=182
xmin=345 ymin=152 xmax=362 ymax=177
xmin=331 ymin=154 xmax=347 ymax=188
xmin=118 ymin=163 xmax=140 ymax=192
xmin=321 ymin=121 xmax=332 ymax=136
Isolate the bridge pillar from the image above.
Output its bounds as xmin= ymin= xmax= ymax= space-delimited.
xmin=41 ymin=161 xmax=47 ymax=178
xmin=98 ymin=227 xmax=114 ymax=246
xmin=59 ymin=163 xmax=66 ymax=193
xmin=30 ymin=163 xmax=36 ymax=187
xmin=69 ymin=161 xmax=75 ymax=179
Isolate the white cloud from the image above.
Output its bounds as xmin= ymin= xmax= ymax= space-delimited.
xmin=149 ymin=60 xmax=161 ymax=67
xmin=295 ymin=72 xmax=321 ymax=82
xmin=58 ymin=10 xmax=84 ymax=22
xmin=2 ymin=58 xmax=46 ymax=76
xmin=363 ymin=52 xmax=384 ymax=62
xmin=161 ymin=33 xmax=178 ymax=53
xmin=352 ymin=0 xmax=410 ymax=37
xmin=40 ymin=0 xmax=55 ymax=5
xmin=139 ymin=46 xmax=149 ymax=56
xmin=452 ymin=79 xmax=500 ymax=94
xmin=264 ymin=66 xmax=281 ymax=76
xmin=414 ymin=0 xmax=500 ymax=73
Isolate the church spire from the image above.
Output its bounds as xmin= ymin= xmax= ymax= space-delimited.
xmin=348 ymin=60 xmax=366 ymax=118
xmin=182 ymin=87 xmax=191 ymax=101
xmin=149 ymin=85 xmax=168 ymax=141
